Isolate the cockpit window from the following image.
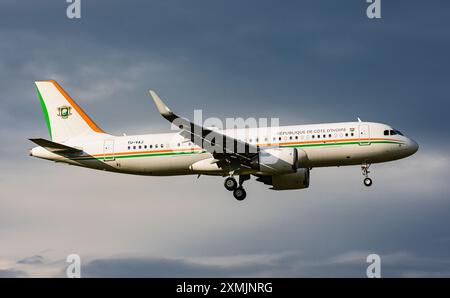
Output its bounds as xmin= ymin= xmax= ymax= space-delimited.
xmin=384 ymin=130 xmax=389 ymax=136
xmin=388 ymin=129 xmax=404 ymax=136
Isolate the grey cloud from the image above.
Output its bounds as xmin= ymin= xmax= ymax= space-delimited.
xmin=81 ymin=257 xmax=272 ymax=278
xmin=0 ymin=269 xmax=27 ymax=278
xmin=1 ymin=0 xmax=450 ymax=277
xmin=5 ymin=249 xmax=450 ymax=278
xmin=1 ymin=149 xmax=449 ymax=277
xmin=1 ymin=1 xmax=449 ymax=141
xmin=69 ymin=250 xmax=450 ymax=278
xmin=17 ymin=255 xmax=45 ymax=265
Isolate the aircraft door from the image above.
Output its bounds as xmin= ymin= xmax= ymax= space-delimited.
xmin=103 ymin=139 xmax=115 ymax=161
xmin=358 ymin=124 xmax=371 ymax=145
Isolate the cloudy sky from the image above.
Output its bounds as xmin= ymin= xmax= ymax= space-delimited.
xmin=1 ymin=0 xmax=450 ymax=277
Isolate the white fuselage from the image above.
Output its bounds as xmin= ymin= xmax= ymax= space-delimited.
xmin=30 ymin=121 xmax=419 ymax=176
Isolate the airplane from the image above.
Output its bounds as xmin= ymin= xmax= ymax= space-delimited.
xmin=29 ymin=80 xmax=419 ymax=201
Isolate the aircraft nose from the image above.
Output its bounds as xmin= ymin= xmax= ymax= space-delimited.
xmin=408 ymin=138 xmax=419 ymax=155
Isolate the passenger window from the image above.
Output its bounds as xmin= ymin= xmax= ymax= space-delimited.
xmin=155 ymin=144 xmax=158 ymax=148
xmin=177 ymin=143 xmax=181 ymax=147
xmin=289 ymin=136 xmax=292 ymax=140
xmin=161 ymin=144 xmax=164 ymax=148
xmin=329 ymin=134 xmax=332 ymax=138
xmin=279 ymin=137 xmax=282 ymax=141
xmin=133 ymin=146 xmax=136 ymax=150
xmin=150 ymin=145 xmax=153 ymax=149
xmin=139 ymin=145 xmax=142 ymax=149
xmin=295 ymin=136 xmax=298 ymax=140
xmin=312 ymin=135 xmax=315 ymax=139
xmin=317 ymin=135 xmax=320 ymax=139
xmin=351 ymin=133 xmax=354 ymax=137
xmin=323 ymin=134 xmax=326 ymax=138
xmin=144 ymin=145 xmax=147 ymax=149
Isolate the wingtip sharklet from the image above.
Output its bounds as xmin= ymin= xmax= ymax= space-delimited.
xmin=149 ymin=90 xmax=173 ymax=118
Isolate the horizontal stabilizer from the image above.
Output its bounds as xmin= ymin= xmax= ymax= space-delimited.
xmin=29 ymin=138 xmax=82 ymax=154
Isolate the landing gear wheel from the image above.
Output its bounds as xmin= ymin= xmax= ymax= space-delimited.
xmin=364 ymin=177 xmax=373 ymax=187
xmin=233 ymin=187 xmax=247 ymax=201
xmin=224 ymin=177 xmax=237 ymax=191
xmin=361 ymin=163 xmax=372 ymax=187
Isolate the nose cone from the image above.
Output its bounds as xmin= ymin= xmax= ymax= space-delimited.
xmin=407 ymin=138 xmax=419 ymax=155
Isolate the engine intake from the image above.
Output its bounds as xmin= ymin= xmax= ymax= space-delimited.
xmin=251 ymin=147 xmax=308 ymax=175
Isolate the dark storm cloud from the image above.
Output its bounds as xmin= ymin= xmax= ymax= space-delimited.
xmin=17 ymin=255 xmax=45 ymax=265
xmin=0 ymin=1 xmax=450 ymax=277
xmin=1 ymin=1 xmax=449 ymax=142
xmin=0 ymin=269 xmax=27 ymax=278
xmin=73 ymin=251 xmax=450 ymax=278
xmin=81 ymin=257 xmax=273 ymax=278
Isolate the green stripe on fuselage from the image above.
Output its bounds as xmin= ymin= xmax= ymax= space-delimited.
xmin=72 ymin=150 xmax=205 ymax=161
xmin=69 ymin=140 xmax=403 ymax=161
xmin=284 ymin=140 xmax=403 ymax=148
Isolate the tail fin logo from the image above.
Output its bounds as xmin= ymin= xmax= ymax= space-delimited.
xmin=57 ymin=106 xmax=72 ymax=119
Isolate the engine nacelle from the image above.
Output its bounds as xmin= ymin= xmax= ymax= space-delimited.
xmin=256 ymin=168 xmax=310 ymax=190
xmin=252 ymin=147 xmax=308 ymax=175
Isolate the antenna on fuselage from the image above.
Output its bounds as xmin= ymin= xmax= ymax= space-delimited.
xmin=357 ymin=117 xmax=362 ymax=123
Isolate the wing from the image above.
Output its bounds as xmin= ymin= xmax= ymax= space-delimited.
xmin=149 ymin=90 xmax=259 ymax=170
xmin=29 ymin=138 xmax=82 ymax=154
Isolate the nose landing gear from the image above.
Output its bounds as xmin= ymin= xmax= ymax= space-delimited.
xmin=364 ymin=177 xmax=373 ymax=187
xmin=224 ymin=175 xmax=250 ymax=201
xmin=361 ymin=163 xmax=373 ymax=187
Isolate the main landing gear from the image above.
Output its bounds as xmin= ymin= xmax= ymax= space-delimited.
xmin=224 ymin=177 xmax=238 ymax=191
xmin=224 ymin=175 xmax=250 ymax=201
xmin=361 ymin=163 xmax=373 ymax=187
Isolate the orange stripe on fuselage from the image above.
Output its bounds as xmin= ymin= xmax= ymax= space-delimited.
xmin=45 ymin=80 xmax=105 ymax=133
xmin=91 ymin=147 xmax=198 ymax=157
xmin=256 ymin=137 xmax=402 ymax=147
xmin=81 ymin=137 xmax=403 ymax=158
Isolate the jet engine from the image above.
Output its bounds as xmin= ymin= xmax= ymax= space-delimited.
xmin=256 ymin=168 xmax=310 ymax=190
xmin=251 ymin=147 xmax=308 ymax=175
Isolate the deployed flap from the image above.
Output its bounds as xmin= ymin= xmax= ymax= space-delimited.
xmin=29 ymin=138 xmax=82 ymax=154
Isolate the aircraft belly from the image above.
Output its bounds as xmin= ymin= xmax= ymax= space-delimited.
xmin=119 ymin=152 xmax=209 ymax=176
xmin=303 ymin=143 xmax=402 ymax=167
